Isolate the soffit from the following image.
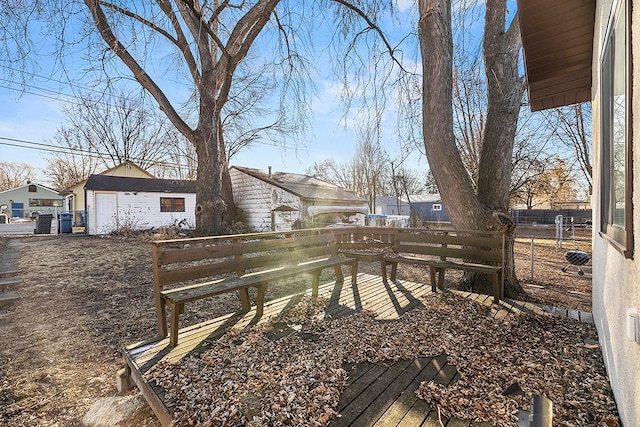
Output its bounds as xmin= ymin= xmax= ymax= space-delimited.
xmin=517 ymin=0 xmax=596 ymax=111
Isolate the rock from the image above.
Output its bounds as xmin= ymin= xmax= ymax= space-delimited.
xmin=82 ymin=394 xmax=150 ymax=427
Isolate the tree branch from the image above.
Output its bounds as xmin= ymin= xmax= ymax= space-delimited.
xmin=331 ymin=0 xmax=411 ymax=74
xmin=84 ymin=0 xmax=195 ymax=141
xmin=99 ymin=1 xmax=177 ymax=44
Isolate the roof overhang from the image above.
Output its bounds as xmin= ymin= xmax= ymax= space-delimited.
xmin=307 ymin=205 xmax=369 ymax=216
xmin=517 ymin=0 xmax=596 ymax=111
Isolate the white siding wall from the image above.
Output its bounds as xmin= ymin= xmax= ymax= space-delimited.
xmin=591 ymin=0 xmax=640 ymax=423
xmin=230 ymin=169 xmax=301 ymax=231
xmin=86 ymin=190 xmax=196 ymax=235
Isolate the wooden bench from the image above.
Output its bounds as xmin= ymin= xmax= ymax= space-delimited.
xmin=152 ymin=230 xmax=357 ymax=346
xmin=381 ymin=229 xmax=505 ymax=303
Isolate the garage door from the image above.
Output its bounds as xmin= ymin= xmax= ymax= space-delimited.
xmin=94 ymin=193 xmax=117 ymax=234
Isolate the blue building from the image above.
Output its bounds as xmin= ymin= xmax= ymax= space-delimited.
xmin=406 ymin=194 xmax=450 ymax=223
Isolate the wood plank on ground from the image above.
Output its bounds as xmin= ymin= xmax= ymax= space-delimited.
xmin=349 ymin=357 xmax=435 ymax=425
xmin=373 ymin=353 xmax=448 ymax=427
xmin=337 ymin=363 xmax=390 ymax=412
xmin=396 ymin=363 xmax=460 ymax=426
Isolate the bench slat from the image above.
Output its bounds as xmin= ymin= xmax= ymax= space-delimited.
xmin=157 ymin=244 xmax=337 ymax=286
xmin=394 ymin=233 xmax=503 ymax=247
xmin=162 ymin=257 xmax=352 ymax=305
xmin=158 ymin=233 xmax=334 ymax=265
xmin=394 ymin=244 xmax=503 ymax=263
xmin=385 ymin=256 xmax=500 ymax=272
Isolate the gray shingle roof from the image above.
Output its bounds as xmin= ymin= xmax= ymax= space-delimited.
xmin=232 ymin=166 xmax=367 ymax=203
xmin=84 ymin=175 xmax=196 ymax=193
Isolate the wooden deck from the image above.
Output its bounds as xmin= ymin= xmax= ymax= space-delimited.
xmin=123 ymin=273 xmax=592 ymax=426
xmin=452 ymin=290 xmax=595 ymax=324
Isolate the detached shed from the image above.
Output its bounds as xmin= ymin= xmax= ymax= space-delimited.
xmin=63 ymin=161 xmax=155 ymax=226
xmin=230 ymin=166 xmax=369 ymax=231
xmin=374 ymin=196 xmax=410 ymax=216
xmin=84 ymin=175 xmax=196 ymax=235
xmin=406 ymin=194 xmax=450 ymax=224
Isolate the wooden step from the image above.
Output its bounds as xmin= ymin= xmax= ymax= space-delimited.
xmin=0 ymin=291 xmax=21 ymax=308
xmin=0 ymin=270 xmax=20 ymax=279
xmin=0 ymin=277 xmax=21 ymax=292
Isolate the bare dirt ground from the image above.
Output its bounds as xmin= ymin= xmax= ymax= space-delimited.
xmin=0 ymin=227 xmax=603 ymax=426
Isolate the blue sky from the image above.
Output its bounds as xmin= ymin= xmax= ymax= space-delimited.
xmin=0 ymin=0 xmax=483 ymax=183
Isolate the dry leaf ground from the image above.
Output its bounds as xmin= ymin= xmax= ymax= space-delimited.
xmin=0 ymin=226 xmax=610 ymax=426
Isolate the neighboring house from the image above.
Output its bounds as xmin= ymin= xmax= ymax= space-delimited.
xmin=64 ymin=161 xmax=155 ymax=226
xmin=230 ymin=166 xmax=369 ymax=231
xmin=549 ymin=200 xmax=592 ymax=210
xmin=405 ymin=194 xmax=450 ymax=223
xmin=374 ymin=196 xmax=410 ymax=216
xmin=519 ymin=0 xmax=639 ymax=423
xmin=84 ymin=175 xmax=196 ymax=235
xmin=0 ymin=183 xmax=63 ymax=219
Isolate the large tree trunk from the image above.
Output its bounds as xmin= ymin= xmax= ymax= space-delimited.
xmin=193 ymin=107 xmax=226 ymax=236
xmin=418 ymin=0 xmax=487 ymax=229
xmin=418 ymin=0 xmax=526 ymax=298
xmin=477 ymin=0 xmax=526 ymax=297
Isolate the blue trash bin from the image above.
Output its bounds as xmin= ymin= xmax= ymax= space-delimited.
xmin=58 ymin=212 xmax=73 ymax=234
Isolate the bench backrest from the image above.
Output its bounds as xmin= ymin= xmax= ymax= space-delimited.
xmin=332 ymin=227 xmax=505 ymax=266
xmin=392 ymin=229 xmax=505 ymax=265
xmin=152 ymin=230 xmax=338 ymax=289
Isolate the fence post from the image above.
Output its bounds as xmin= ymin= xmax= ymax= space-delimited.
xmin=530 ymin=236 xmax=535 ymax=282
xmin=555 ymin=215 xmax=563 ymax=251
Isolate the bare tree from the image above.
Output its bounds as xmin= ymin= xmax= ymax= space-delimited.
xmin=0 ymin=162 xmax=40 ymax=190
xmin=545 ymin=103 xmax=593 ymax=192
xmin=307 ymin=138 xmax=389 ymax=212
xmin=80 ymin=0 xmax=296 ymax=235
xmin=355 ymin=138 xmax=388 ymax=211
xmin=307 ymin=159 xmax=357 ymax=192
xmin=510 ymin=158 xmax=550 ymax=209
xmin=5 ymin=0 xmax=409 ymax=236
xmin=388 ymin=159 xmax=428 ymax=212
xmin=55 ymin=90 xmax=176 ymax=169
xmin=419 ymin=0 xmax=526 ymax=297
xmin=44 ymin=127 xmax=101 ymax=190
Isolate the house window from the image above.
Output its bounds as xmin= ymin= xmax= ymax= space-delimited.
xmin=28 ymin=185 xmax=37 ymax=193
xmin=29 ymin=199 xmax=62 ymax=207
xmin=432 ymin=204 xmax=442 ymax=211
xmin=160 ymin=197 xmax=185 ymax=212
xmin=600 ymin=0 xmax=633 ymax=257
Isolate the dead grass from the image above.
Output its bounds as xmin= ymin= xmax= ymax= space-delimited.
xmin=0 ymin=230 xmax=602 ymax=426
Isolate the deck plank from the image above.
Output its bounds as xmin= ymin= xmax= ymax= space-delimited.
xmin=373 ymin=353 xmax=448 ymax=427
xmin=332 ymin=359 xmax=414 ymax=426
xmin=344 ymin=361 xmax=377 ymax=386
xmin=337 ymin=363 xmax=390 ymax=412
xmin=350 ymin=357 xmax=435 ymax=425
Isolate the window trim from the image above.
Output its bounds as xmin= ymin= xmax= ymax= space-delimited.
xmin=160 ymin=197 xmax=185 ymax=213
xmin=599 ymin=0 xmax=633 ymax=258
xmin=432 ymin=203 xmax=442 ymax=212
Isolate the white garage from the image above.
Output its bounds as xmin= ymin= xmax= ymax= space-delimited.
xmin=84 ymin=175 xmax=196 ymax=235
